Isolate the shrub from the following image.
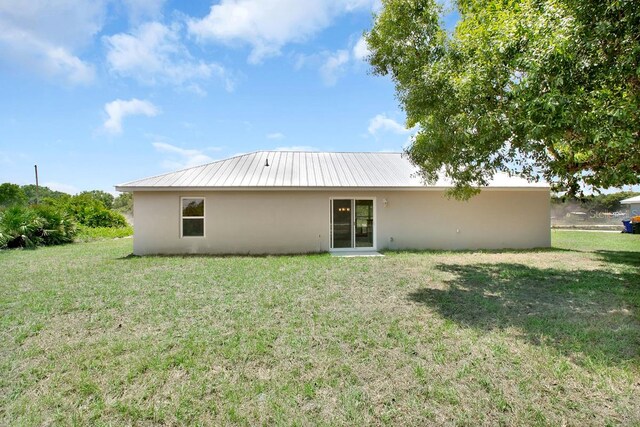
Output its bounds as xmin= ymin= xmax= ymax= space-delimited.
xmin=75 ymin=225 xmax=133 ymax=242
xmin=45 ymin=194 xmax=128 ymax=228
xmin=0 ymin=205 xmax=77 ymax=249
xmin=32 ymin=205 xmax=77 ymax=246
xmin=0 ymin=206 xmax=42 ymax=248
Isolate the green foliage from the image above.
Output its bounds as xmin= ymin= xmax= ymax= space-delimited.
xmin=0 ymin=205 xmax=76 ymax=249
xmin=45 ymin=194 xmax=128 ymax=228
xmin=32 ymin=205 xmax=77 ymax=246
xmin=75 ymin=225 xmax=133 ymax=242
xmin=0 ymin=182 xmax=127 ymax=249
xmin=367 ymin=0 xmax=640 ymax=198
xmin=0 ymin=206 xmax=41 ymax=248
xmin=113 ymin=192 xmax=133 ymax=213
xmin=0 ymin=183 xmax=27 ymax=208
xmin=21 ymin=184 xmax=68 ymax=204
xmin=79 ymin=190 xmax=114 ymax=209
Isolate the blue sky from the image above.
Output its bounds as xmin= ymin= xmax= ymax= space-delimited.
xmin=3 ymin=1 xmax=631 ymax=196
xmin=1 ymin=0 xmax=429 ymax=194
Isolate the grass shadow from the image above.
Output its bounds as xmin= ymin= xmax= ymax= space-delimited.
xmin=409 ymin=263 xmax=640 ymax=367
xmin=382 ymin=247 xmax=572 ymax=256
xmin=594 ymin=250 xmax=640 ymax=268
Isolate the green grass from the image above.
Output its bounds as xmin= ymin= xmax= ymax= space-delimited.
xmin=74 ymin=225 xmax=133 ymax=242
xmin=1 ymin=231 xmax=639 ymax=425
xmin=553 ymin=229 xmax=639 ymax=252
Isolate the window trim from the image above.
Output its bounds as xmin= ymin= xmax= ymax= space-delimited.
xmin=180 ymin=196 xmax=205 ymax=238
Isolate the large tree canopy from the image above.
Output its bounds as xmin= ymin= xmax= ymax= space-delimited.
xmin=367 ymin=0 xmax=640 ymax=198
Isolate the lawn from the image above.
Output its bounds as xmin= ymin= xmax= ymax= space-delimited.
xmin=1 ymin=231 xmax=638 ymax=425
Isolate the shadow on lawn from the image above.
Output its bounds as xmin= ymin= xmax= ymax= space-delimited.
xmin=409 ymin=263 xmax=640 ymax=366
xmin=593 ymin=250 xmax=640 ymax=268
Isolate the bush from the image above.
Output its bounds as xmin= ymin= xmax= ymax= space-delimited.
xmin=0 ymin=205 xmax=76 ymax=249
xmin=0 ymin=206 xmax=42 ymax=248
xmin=32 ymin=205 xmax=77 ymax=246
xmin=75 ymin=225 xmax=133 ymax=242
xmin=45 ymin=194 xmax=128 ymax=228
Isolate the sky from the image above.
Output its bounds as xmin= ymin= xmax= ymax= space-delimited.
xmin=1 ymin=0 xmax=436 ymax=195
xmin=1 ymin=1 xmax=632 ymax=196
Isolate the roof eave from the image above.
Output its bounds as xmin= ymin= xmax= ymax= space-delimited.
xmin=115 ymin=185 xmax=550 ymax=192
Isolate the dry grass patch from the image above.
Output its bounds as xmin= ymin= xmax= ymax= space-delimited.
xmin=1 ymin=232 xmax=639 ymax=425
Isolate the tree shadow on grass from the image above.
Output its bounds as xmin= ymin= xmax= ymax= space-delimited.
xmin=593 ymin=250 xmax=640 ymax=268
xmin=409 ymin=263 xmax=640 ymax=367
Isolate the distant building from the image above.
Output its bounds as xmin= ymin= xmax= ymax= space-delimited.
xmin=621 ymin=195 xmax=640 ymax=218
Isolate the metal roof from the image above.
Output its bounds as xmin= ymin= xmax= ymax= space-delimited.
xmin=116 ymin=151 xmax=548 ymax=191
xmin=621 ymin=195 xmax=640 ymax=204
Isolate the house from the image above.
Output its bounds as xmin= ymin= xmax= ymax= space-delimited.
xmin=115 ymin=151 xmax=550 ymax=255
xmin=621 ymin=195 xmax=640 ymax=218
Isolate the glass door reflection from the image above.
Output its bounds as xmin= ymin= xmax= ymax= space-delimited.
xmin=355 ymin=200 xmax=373 ymax=247
xmin=332 ymin=199 xmax=352 ymax=248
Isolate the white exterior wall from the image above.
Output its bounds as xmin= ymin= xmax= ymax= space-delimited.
xmin=629 ymin=203 xmax=640 ymax=217
xmin=132 ymin=190 xmax=550 ymax=255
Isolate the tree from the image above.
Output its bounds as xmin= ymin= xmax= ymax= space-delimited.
xmin=21 ymin=185 xmax=67 ymax=204
xmin=367 ymin=0 xmax=640 ymax=198
xmin=113 ymin=192 xmax=133 ymax=213
xmin=0 ymin=183 xmax=27 ymax=208
xmin=79 ymin=190 xmax=115 ymax=209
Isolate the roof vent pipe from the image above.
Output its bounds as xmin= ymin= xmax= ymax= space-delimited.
xmin=265 ymin=159 xmax=269 ymax=167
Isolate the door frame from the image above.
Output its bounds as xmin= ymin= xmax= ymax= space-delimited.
xmin=329 ymin=197 xmax=377 ymax=251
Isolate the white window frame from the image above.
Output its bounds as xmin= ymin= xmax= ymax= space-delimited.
xmin=180 ymin=196 xmax=205 ymax=238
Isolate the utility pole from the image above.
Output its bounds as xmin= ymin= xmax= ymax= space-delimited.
xmin=34 ymin=164 xmax=39 ymax=205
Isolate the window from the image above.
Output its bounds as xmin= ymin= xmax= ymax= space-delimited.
xmin=181 ymin=197 xmax=204 ymax=237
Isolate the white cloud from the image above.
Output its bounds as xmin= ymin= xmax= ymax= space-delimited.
xmin=188 ymin=0 xmax=378 ymax=64
xmin=104 ymin=21 xmax=233 ymax=92
xmin=120 ymin=0 xmax=166 ymax=23
xmin=352 ymin=35 xmax=370 ymax=61
xmin=368 ymin=114 xmax=412 ymax=136
xmin=296 ymin=34 xmax=371 ymax=86
xmin=274 ymin=145 xmax=317 ymax=151
xmin=152 ymin=142 xmax=214 ymax=169
xmin=103 ymin=98 xmax=159 ymax=134
xmin=0 ymin=1 xmax=104 ymax=84
xmin=43 ymin=181 xmax=79 ymax=195
xmin=319 ymin=50 xmax=350 ymax=86
xmin=266 ymin=132 xmax=285 ymax=140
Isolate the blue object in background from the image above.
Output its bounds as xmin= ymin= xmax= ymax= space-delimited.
xmin=622 ymin=220 xmax=633 ymax=233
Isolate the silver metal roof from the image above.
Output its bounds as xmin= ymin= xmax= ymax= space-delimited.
xmin=621 ymin=195 xmax=640 ymax=204
xmin=116 ymin=151 xmax=548 ymax=190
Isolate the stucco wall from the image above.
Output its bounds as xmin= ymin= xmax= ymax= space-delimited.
xmin=132 ymin=189 xmax=550 ymax=255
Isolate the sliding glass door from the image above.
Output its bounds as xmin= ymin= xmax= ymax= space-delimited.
xmin=332 ymin=199 xmax=352 ymax=248
xmin=331 ymin=199 xmax=374 ymax=249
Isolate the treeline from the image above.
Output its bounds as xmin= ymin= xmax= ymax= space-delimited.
xmin=551 ymin=191 xmax=638 ymax=213
xmin=0 ymin=183 xmax=132 ymax=249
